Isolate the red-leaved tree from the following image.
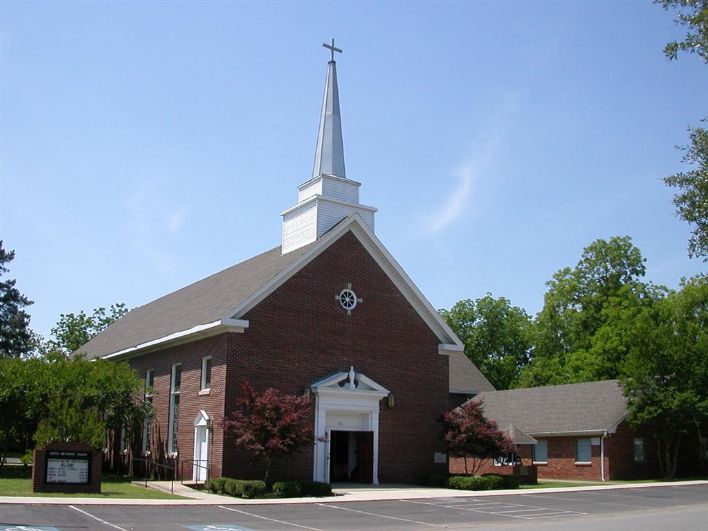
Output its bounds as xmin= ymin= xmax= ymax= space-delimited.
xmin=223 ymin=382 xmax=313 ymax=484
xmin=441 ymin=398 xmax=512 ymax=475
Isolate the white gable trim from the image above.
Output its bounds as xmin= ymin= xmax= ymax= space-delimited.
xmin=224 ymin=213 xmax=463 ymax=348
xmin=99 ymin=318 xmax=249 ymax=361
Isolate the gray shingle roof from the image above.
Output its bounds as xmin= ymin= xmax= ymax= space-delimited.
xmin=475 ymin=380 xmax=627 ymax=436
xmin=449 ymin=352 xmax=496 ymax=394
xmin=77 ymin=244 xmax=312 ymax=359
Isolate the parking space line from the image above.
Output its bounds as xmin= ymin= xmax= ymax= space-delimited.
xmin=68 ymin=506 xmax=128 ymax=531
xmin=219 ymin=505 xmax=322 ymax=531
xmin=317 ymin=503 xmax=443 ymax=527
xmin=401 ymin=499 xmax=588 ymax=521
xmin=520 ymin=492 xmax=655 ymax=509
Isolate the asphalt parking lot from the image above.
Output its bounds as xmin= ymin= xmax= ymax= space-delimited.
xmin=1 ymin=484 xmax=707 ymax=530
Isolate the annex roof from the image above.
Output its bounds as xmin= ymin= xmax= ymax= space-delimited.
xmin=474 ymin=380 xmax=628 ymax=436
xmin=449 ymin=351 xmax=495 ymax=395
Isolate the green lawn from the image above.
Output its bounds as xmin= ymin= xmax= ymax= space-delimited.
xmin=0 ymin=466 xmax=185 ymax=499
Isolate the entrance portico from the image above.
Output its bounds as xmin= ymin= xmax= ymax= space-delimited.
xmin=311 ymin=367 xmax=390 ymax=484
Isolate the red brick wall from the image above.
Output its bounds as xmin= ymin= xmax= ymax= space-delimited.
xmin=128 ymin=334 xmax=228 ymax=480
xmin=223 ymin=231 xmax=449 ymax=484
xmin=127 ymin=230 xmax=450 ymax=484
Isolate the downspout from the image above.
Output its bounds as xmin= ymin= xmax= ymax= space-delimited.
xmin=600 ymin=432 xmax=607 ymax=482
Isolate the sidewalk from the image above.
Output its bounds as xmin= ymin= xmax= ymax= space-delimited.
xmin=0 ymin=479 xmax=705 ymax=506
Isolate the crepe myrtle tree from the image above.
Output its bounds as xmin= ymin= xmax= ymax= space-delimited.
xmin=441 ymin=398 xmax=513 ymax=476
xmin=223 ymin=383 xmax=313 ymax=484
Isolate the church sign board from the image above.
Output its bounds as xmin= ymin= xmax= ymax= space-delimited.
xmin=33 ymin=442 xmax=101 ymax=493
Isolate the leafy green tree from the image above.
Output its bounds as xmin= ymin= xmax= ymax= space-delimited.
xmin=440 ymin=295 xmax=533 ymax=389
xmin=0 ymin=241 xmax=33 ymax=358
xmin=663 ymin=122 xmax=708 ymax=260
xmin=658 ymin=0 xmax=708 ymax=63
xmin=518 ymin=236 xmax=647 ymax=387
xmin=0 ymin=356 xmax=147 ymax=457
xmin=620 ymin=275 xmax=708 ymax=478
xmin=42 ymin=303 xmax=128 ymax=357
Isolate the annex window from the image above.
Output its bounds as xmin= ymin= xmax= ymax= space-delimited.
xmin=575 ymin=438 xmax=592 ymax=463
xmin=142 ymin=369 xmax=155 ymax=454
xmin=201 ymin=356 xmax=212 ymax=391
xmin=533 ymin=439 xmax=548 ymax=463
xmin=167 ymin=364 xmax=181 ymax=455
xmin=633 ymin=438 xmax=646 ymax=462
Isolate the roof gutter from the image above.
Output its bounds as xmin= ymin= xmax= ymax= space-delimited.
xmin=527 ymin=429 xmax=615 ymax=437
xmin=101 ymin=318 xmax=249 ymax=361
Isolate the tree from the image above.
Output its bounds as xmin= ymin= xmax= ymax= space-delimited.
xmin=0 ymin=356 xmax=147 ymax=460
xmin=519 ymin=236 xmax=647 ymax=387
xmin=658 ymin=0 xmax=708 ymax=63
xmin=42 ymin=303 xmax=128 ymax=357
xmin=663 ymin=122 xmax=708 ymax=260
xmin=620 ymin=274 xmax=708 ymax=479
xmin=440 ymin=295 xmax=533 ymax=389
xmin=223 ymin=383 xmax=313 ymax=484
xmin=0 ymin=241 xmax=33 ymax=358
xmin=440 ymin=399 xmax=512 ymax=476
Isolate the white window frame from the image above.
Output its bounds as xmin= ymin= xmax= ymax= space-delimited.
xmin=167 ymin=363 xmax=181 ymax=456
xmin=533 ymin=439 xmax=548 ymax=464
xmin=633 ymin=438 xmax=646 ymax=462
xmin=142 ymin=369 xmax=155 ymax=455
xmin=575 ymin=437 xmax=592 ymax=463
xmin=200 ymin=356 xmax=212 ymax=393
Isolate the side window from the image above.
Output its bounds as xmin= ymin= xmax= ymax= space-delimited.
xmin=142 ymin=369 xmax=155 ymax=455
xmin=633 ymin=438 xmax=646 ymax=462
xmin=575 ymin=438 xmax=592 ymax=463
xmin=533 ymin=440 xmax=548 ymax=463
xmin=201 ymin=356 xmax=212 ymax=391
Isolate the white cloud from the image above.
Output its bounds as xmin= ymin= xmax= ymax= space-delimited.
xmin=426 ymin=93 xmax=518 ymax=233
xmin=428 ymin=165 xmax=476 ymax=232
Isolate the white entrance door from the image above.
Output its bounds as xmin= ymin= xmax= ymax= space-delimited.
xmin=193 ymin=425 xmax=208 ymax=482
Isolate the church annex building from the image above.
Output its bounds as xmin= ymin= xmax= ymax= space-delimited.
xmin=78 ymin=43 xmax=492 ymax=485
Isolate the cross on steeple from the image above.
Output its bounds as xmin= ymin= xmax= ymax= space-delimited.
xmin=323 ymin=38 xmax=342 ymax=62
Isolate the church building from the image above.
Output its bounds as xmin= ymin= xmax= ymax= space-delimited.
xmin=78 ymin=42 xmax=493 ymax=485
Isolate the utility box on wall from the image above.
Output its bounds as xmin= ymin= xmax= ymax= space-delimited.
xmin=32 ymin=442 xmax=102 ymax=494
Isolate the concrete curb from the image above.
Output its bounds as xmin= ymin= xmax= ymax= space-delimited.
xmin=0 ymin=479 xmax=705 ymax=506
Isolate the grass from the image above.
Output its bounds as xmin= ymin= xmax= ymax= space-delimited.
xmin=0 ymin=465 xmax=186 ymax=499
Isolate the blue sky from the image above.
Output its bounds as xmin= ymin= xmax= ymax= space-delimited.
xmin=2 ymin=1 xmax=706 ymax=339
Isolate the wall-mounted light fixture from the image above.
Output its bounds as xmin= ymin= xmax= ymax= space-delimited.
xmin=387 ymin=393 xmax=395 ymax=409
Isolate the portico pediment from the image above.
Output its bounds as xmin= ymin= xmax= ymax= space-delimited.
xmin=311 ymin=366 xmax=389 ymax=399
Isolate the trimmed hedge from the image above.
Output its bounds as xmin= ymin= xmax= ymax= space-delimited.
xmin=205 ymin=477 xmax=331 ymax=498
xmin=447 ymin=474 xmax=506 ymax=491
xmin=272 ymin=480 xmax=332 ymax=498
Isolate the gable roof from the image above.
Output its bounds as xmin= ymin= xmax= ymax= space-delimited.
xmin=78 ymin=214 xmax=464 ymax=362
xmin=449 ymin=352 xmax=495 ymax=395
xmin=474 ymin=380 xmax=628 ymax=436
xmin=77 ymin=244 xmax=313 ymax=359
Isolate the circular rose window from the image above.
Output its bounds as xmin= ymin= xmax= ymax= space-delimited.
xmin=338 ymin=288 xmax=358 ymax=311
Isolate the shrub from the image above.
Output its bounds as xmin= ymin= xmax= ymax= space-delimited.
xmin=272 ymin=481 xmax=303 ymax=497
xmin=482 ymin=474 xmax=504 ymax=490
xmin=20 ymin=450 xmax=33 ymax=467
xmin=205 ymin=477 xmax=227 ymax=494
xmin=448 ymin=475 xmax=507 ymax=491
xmin=271 ymin=480 xmax=332 ymax=498
xmin=240 ymin=480 xmax=267 ymax=499
xmin=221 ymin=478 xmax=267 ymax=498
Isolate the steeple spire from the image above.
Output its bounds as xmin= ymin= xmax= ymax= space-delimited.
xmin=312 ymin=39 xmax=346 ymax=179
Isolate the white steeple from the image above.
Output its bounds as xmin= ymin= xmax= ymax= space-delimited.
xmin=281 ymin=40 xmax=376 ymax=255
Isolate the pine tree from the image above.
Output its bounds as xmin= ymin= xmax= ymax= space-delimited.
xmin=0 ymin=241 xmax=33 ymax=358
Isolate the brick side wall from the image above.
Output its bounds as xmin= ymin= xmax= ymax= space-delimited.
xmin=128 ymin=334 xmax=228 ymax=480
xmin=224 ymin=231 xmax=449 ymax=484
